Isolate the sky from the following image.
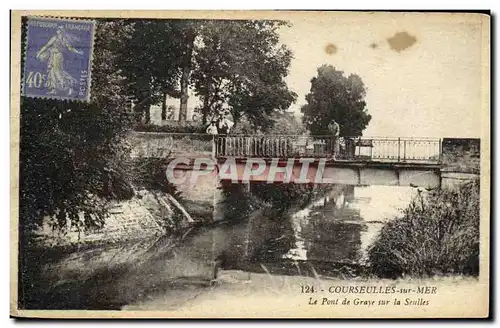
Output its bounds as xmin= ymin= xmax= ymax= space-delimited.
xmin=277 ymin=12 xmax=488 ymax=138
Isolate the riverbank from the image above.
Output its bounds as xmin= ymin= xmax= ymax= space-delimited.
xmin=19 ymin=179 xmax=480 ymax=311
xmin=19 ymin=222 xmax=216 ymax=310
xmin=18 ymin=189 xmax=216 ymax=310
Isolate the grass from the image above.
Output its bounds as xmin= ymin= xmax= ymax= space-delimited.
xmin=367 ymin=179 xmax=480 ymax=278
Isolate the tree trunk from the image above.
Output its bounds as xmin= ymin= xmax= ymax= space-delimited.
xmin=179 ymin=33 xmax=196 ymax=124
xmin=202 ymin=95 xmax=210 ymax=126
xmin=179 ymin=68 xmax=189 ymax=124
xmin=144 ymin=104 xmax=151 ymax=124
xmin=161 ymin=90 xmax=167 ymax=121
xmin=136 ymin=75 xmax=152 ymax=124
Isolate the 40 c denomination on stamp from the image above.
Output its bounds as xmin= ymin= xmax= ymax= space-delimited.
xmin=22 ymin=17 xmax=96 ymax=102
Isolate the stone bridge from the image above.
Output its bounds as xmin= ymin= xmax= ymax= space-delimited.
xmin=129 ymin=132 xmax=480 ymax=190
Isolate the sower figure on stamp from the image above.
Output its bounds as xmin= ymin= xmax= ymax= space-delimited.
xmin=36 ymin=26 xmax=83 ymax=96
xmin=328 ymin=120 xmax=340 ymax=160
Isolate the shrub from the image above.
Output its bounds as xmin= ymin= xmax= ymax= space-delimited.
xmin=134 ymin=123 xmax=206 ymax=134
xmin=368 ymin=180 xmax=480 ymax=278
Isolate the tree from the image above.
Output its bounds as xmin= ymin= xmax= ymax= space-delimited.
xmin=191 ymin=20 xmax=297 ymax=128
xmin=176 ymin=21 xmax=199 ymax=124
xmin=20 ymin=19 xmax=136 ymax=234
xmin=301 ymin=65 xmax=372 ymax=136
xmin=120 ymin=19 xmax=297 ymax=129
xmin=267 ymin=111 xmax=306 ymax=135
xmin=121 ymin=20 xmax=186 ymax=124
xmin=19 ymin=19 xmax=143 ymax=309
xmin=231 ymin=111 xmax=306 ymax=135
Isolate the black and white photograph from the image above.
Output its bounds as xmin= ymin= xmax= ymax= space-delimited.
xmin=10 ymin=10 xmax=490 ymax=318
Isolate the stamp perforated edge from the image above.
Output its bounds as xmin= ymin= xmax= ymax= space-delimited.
xmin=21 ymin=15 xmax=97 ymax=103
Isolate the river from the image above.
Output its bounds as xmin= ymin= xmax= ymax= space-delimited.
xmin=26 ymin=175 xmax=474 ymax=310
xmin=213 ymin=184 xmax=418 ymax=277
xmin=118 ymin=184 xmax=420 ymax=310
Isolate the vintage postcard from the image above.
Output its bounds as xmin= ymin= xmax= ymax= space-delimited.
xmin=10 ymin=10 xmax=490 ymax=319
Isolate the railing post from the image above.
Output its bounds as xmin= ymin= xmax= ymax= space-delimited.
xmin=211 ymin=136 xmax=216 ymax=158
xmin=403 ymin=140 xmax=406 ymax=161
xmin=398 ymin=137 xmax=401 ymax=162
xmin=438 ymin=138 xmax=443 ymax=163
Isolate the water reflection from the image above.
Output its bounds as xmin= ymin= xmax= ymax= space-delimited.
xmin=217 ymin=184 xmax=417 ymax=275
xmin=257 ymin=185 xmax=416 ymax=266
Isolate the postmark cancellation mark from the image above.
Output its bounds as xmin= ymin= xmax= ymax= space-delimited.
xmin=22 ymin=17 xmax=96 ymax=102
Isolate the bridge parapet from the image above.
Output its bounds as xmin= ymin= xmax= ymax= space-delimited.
xmin=128 ymin=132 xmax=442 ymax=164
xmin=216 ymin=135 xmax=442 ymax=164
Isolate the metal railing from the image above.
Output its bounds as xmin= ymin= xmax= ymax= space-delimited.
xmin=215 ymin=135 xmax=334 ymax=158
xmin=128 ymin=132 xmax=442 ymax=163
xmin=215 ymin=135 xmax=442 ymax=163
xmin=358 ymin=137 xmax=442 ymax=162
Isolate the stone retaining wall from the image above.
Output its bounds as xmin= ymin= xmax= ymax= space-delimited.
xmin=441 ymin=138 xmax=480 ymax=174
xmin=33 ymin=190 xmax=176 ymax=248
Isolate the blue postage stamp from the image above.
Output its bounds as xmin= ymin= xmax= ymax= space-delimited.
xmin=22 ymin=17 xmax=96 ymax=102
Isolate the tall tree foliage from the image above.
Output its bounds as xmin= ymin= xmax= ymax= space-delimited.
xmin=120 ymin=19 xmax=297 ymax=130
xmin=121 ymin=20 xmax=187 ymax=123
xmin=301 ymin=65 xmax=372 ymax=136
xmin=231 ymin=111 xmax=306 ymax=135
xmin=191 ymin=20 xmax=297 ymax=128
xmin=177 ymin=21 xmax=199 ymax=124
